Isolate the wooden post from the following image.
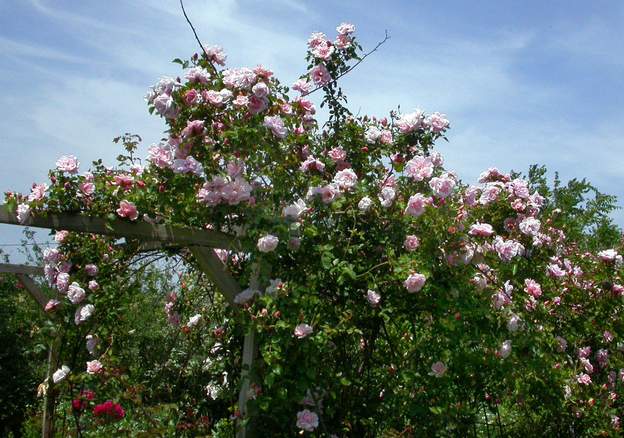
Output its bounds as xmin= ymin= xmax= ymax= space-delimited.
xmin=236 ymin=262 xmax=262 ymax=438
xmin=42 ymin=335 xmax=61 ymax=438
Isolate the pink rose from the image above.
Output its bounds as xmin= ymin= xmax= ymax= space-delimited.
xmin=257 ymin=234 xmax=279 ymax=253
xmin=153 ymin=93 xmax=177 ymax=118
xmin=358 ymin=196 xmax=373 ymax=212
xmin=294 ymin=323 xmax=313 ymax=339
xmin=75 ymin=304 xmax=95 ymax=325
xmin=86 ymin=360 xmax=103 ymax=375
xmin=493 ymin=237 xmax=524 ymax=262
xmin=300 ymin=156 xmax=325 ymax=173
xmin=310 ymin=64 xmax=331 ymax=87
xmin=184 ymin=88 xmax=200 ymax=105
xmin=405 ymin=156 xmax=434 ymax=181
xmin=366 ymin=290 xmax=381 ymax=307
xmin=181 ymin=120 xmax=205 ymax=138
xmin=506 ymin=178 xmax=530 ymax=199
xmin=206 ymin=45 xmax=227 ymax=65
xmin=45 ymin=299 xmax=61 ymax=312
xmin=204 ymin=89 xmax=233 ymax=107
xmin=499 ymin=340 xmax=512 ymax=358
xmin=263 ymin=116 xmax=288 ymax=138
xmin=429 ymin=174 xmax=456 ymax=198
xmin=296 ymin=409 xmax=319 ymax=432
xmin=85 ymin=264 xmax=98 ymax=277
xmin=116 ymin=200 xmax=138 ymax=221
xmin=426 ymin=112 xmax=450 ymax=133
xmin=311 ymin=39 xmax=335 ymax=60
xmin=604 ymin=330 xmax=614 ymax=343
xmin=55 ymin=230 xmax=69 ymax=243
xmin=28 ymin=183 xmax=48 ymax=202
xmin=379 ymin=186 xmax=396 ymax=208
xmin=292 ymin=79 xmax=311 ymax=95
xmin=404 ymin=235 xmax=420 ymax=252
xmin=67 ymin=282 xmax=86 ymax=305
xmin=332 ymin=168 xmax=358 ymax=191
xmin=578 ymin=346 xmax=592 ymax=359
xmin=185 ymin=66 xmax=211 ymax=84
xmin=555 ymin=336 xmax=567 ymax=352
xmin=336 ymin=22 xmax=355 ymax=35
xmin=519 ymin=217 xmax=541 ymax=236
xmin=56 ymin=272 xmax=70 ymax=293
xmin=397 ymin=110 xmax=424 ymax=133
xmin=56 ymin=155 xmax=80 ymax=174
xmin=479 ymin=183 xmax=502 ymax=205
xmin=547 ymin=263 xmax=566 ymax=278
xmin=469 ymin=222 xmax=494 ymax=237
xmin=523 ymin=278 xmax=542 ymax=298
xmin=577 ymin=373 xmax=592 ymax=385
xmin=79 ymin=182 xmax=95 ymax=196
xmin=404 ymin=272 xmax=426 ymax=293
xmin=431 ymin=361 xmax=447 ymax=377
xmin=327 ymin=147 xmax=346 ymax=162
xmin=598 ymin=249 xmax=619 ymax=262
xmin=405 ymin=194 xmax=431 ymax=217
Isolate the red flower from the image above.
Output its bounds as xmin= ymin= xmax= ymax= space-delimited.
xmin=93 ymin=400 xmax=125 ymax=421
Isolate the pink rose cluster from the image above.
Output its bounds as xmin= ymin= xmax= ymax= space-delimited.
xmin=197 ymin=176 xmax=252 ymax=206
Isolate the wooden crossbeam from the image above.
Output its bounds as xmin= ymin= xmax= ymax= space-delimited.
xmin=15 ymin=273 xmax=49 ymax=309
xmin=0 ymin=205 xmax=237 ymax=249
xmin=190 ymin=247 xmax=240 ymax=304
xmin=0 ymin=264 xmax=50 ymax=309
xmin=0 ymin=263 xmax=45 ymax=276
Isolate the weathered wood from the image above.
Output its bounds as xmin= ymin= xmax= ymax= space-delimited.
xmin=0 ymin=263 xmax=45 ymax=275
xmin=190 ymin=247 xmax=240 ymax=304
xmin=0 ymin=205 xmax=237 ymax=249
xmin=42 ymin=335 xmax=62 ymax=438
xmin=15 ymin=273 xmax=49 ymax=309
xmin=236 ymin=263 xmax=261 ymax=438
xmin=237 ymin=329 xmax=256 ymax=438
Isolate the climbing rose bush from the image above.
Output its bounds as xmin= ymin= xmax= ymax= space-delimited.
xmin=4 ymin=21 xmax=624 ymax=436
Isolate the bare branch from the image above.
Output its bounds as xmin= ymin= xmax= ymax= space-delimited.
xmin=179 ymin=0 xmax=217 ymax=71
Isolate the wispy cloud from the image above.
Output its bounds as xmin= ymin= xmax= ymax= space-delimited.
xmin=0 ymin=36 xmax=87 ymax=64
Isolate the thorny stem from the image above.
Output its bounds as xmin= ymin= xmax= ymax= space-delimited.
xmin=306 ymin=30 xmax=391 ymax=96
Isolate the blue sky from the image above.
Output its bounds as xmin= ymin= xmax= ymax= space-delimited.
xmin=1 ymin=0 xmax=623 ymax=259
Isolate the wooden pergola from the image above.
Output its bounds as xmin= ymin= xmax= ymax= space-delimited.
xmin=0 ymin=205 xmax=257 ymax=437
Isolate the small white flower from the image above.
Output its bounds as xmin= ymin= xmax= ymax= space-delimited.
xmin=52 ymin=365 xmax=70 ymax=384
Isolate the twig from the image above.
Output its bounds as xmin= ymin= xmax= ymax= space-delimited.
xmin=306 ymin=30 xmax=391 ymax=96
xmin=179 ymin=0 xmax=217 ymax=72
xmin=179 ymin=0 xmax=208 ymax=57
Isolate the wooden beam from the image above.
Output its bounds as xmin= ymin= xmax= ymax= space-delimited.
xmin=15 ymin=273 xmax=49 ymax=309
xmin=0 ymin=205 xmax=238 ymax=249
xmin=0 ymin=263 xmax=44 ymax=275
xmin=189 ymin=247 xmax=240 ymax=304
